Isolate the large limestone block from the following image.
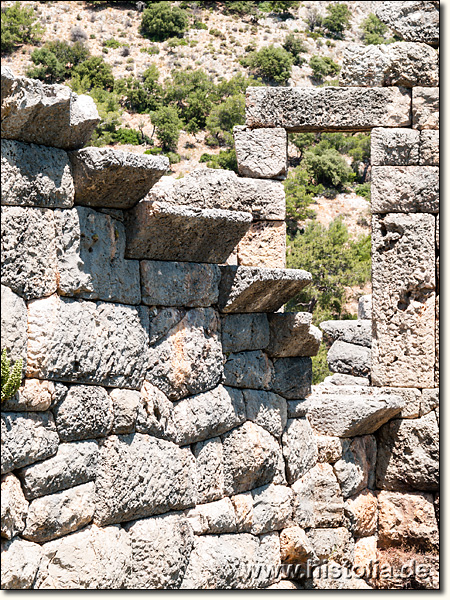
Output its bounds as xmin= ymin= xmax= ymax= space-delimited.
xmin=18 ymin=440 xmax=99 ymax=500
xmin=371 ymin=128 xmax=420 ymax=166
xmin=22 ymin=482 xmax=95 ymax=543
xmin=306 ymin=527 xmax=354 ymax=564
xmin=327 ymin=340 xmax=371 ymax=377
xmin=125 ymin=513 xmax=194 ymax=589
xmin=135 ymin=382 xmax=176 ymax=440
xmin=412 ymin=87 xmax=439 ymax=129
xmin=320 ymin=320 xmax=371 ymax=348
xmin=94 ymin=433 xmax=196 ymax=525
xmin=245 ymin=86 xmax=411 ymax=131
xmin=1 ymin=139 xmax=74 ymax=208
xmin=237 ymin=220 xmax=286 ymax=268
xmin=69 ymin=147 xmax=168 ymax=209
xmin=371 ymin=166 xmax=439 ymax=213
xmin=306 ymin=392 xmax=404 ymax=437
xmin=172 ymin=385 xmax=245 ymax=445
xmin=1 ymin=285 xmax=27 ymax=371
xmin=234 ymin=126 xmax=288 ymax=179
xmin=221 ymin=313 xmax=270 ymax=353
xmin=184 ymin=498 xmax=237 ymax=535
xmin=1 ymin=412 xmax=59 ymax=475
xmin=420 ymin=130 xmax=439 ymax=165
xmin=109 ymin=388 xmax=140 ymax=434
xmin=140 ymin=260 xmax=220 ymax=307
xmin=34 ymin=524 xmax=131 ymax=589
xmin=420 ymin=388 xmax=439 ymax=417
xmin=1 ymin=537 xmax=43 ymax=589
xmin=353 ymin=535 xmax=377 ymax=576
xmin=222 ymin=421 xmax=282 ymax=495
xmin=54 ymin=207 xmax=141 ymax=305
xmin=344 ymin=489 xmax=378 ymax=537
xmin=271 ymin=357 xmax=312 ymax=399
xmin=377 ymin=490 xmax=439 ymax=551
xmin=1 ymin=206 xmax=58 ymax=299
xmin=282 ymin=418 xmax=318 ymax=484
xmin=1 ymin=473 xmax=28 ymax=539
xmin=372 ymin=213 xmax=435 ymax=387
xmin=1 ymin=67 xmax=99 ymax=150
xmin=376 ymin=411 xmax=439 ymax=492
xmin=223 ymin=350 xmax=273 ymax=390
xmin=193 ymin=437 xmax=225 ymax=504
xmin=125 ymin=200 xmax=252 ymax=263
xmin=243 ymin=389 xmax=287 ymax=438
xmin=218 ymin=266 xmax=312 ymax=313
xmin=267 ymin=312 xmax=322 ymax=357
xmin=2 ymin=379 xmax=55 ymax=412
xmin=251 ymin=484 xmax=294 ymax=535
xmin=231 ymin=493 xmax=253 ymax=533
xmin=146 ymin=307 xmax=222 ymax=400
xmin=316 ymin=434 xmax=343 ymax=463
xmin=333 ymin=436 xmax=377 ymax=498
xmin=27 ymin=295 xmax=149 ymax=389
xmin=376 ymin=1 xmax=439 ymax=46
xmin=340 ymin=42 xmax=438 ymax=87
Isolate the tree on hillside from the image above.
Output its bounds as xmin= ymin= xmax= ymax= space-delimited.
xmin=150 ymin=106 xmax=183 ymax=151
xmin=361 ymin=13 xmax=389 ymax=45
xmin=242 ymin=45 xmax=294 ymax=85
xmin=322 ymin=2 xmax=351 ymax=38
xmin=1 ymin=2 xmax=44 ymax=54
xmin=140 ymin=1 xmax=189 ymax=42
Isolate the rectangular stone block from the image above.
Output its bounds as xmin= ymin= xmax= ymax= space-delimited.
xmin=267 ymin=313 xmax=322 ymax=357
xmin=27 ymin=294 xmax=150 ymax=389
xmin=412 ymin=87 xmax=439 ymax=130
xmin=221 ymin=313 xmax=270 ymax=353
xmin=1 ymin=285 xmax=28 ymax=372
xmin=372 ymin=213 xmax=435 ymax=387
xmin=371 ymin=166 xmax=439 ymax=213
xmin=246 ymin=86 xmax=411 ymax=132
xmin=371 ymin=128 xmax=420 ymax=166
xmin=420 ymin=130 xmax=439 ymax=166
xmin=375 ymin=1 xmax=439 ymax=46
xmin=237 ymin=221 xmax=286 ymax=268
xmin=234 ymin=126 xmax=288 ymax=179
xmin=1 ymin=139 xmax=74 ymax=208
xmin=271 ymin=357 xmax=312 ymax=399
xmin=124 ymin=201 xmax=252 ymax=264
xmin=223 ymin=350 xmax=273 ymax=390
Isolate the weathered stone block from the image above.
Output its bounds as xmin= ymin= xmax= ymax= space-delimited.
xmin=376 ymin=412 xmax=439 ymax=492
xmin=27 ymin=295 xmax=150 ymax=389
xmin=1 ymin=68 xmax=100 ymax=150
xmin=344 ymin=490 xmax=378 ymax=537
xmin=1 ymin=412 xmax=59 ymax=475
xmin=420 ymin=130 xmax=439 ymax=165
xmin=420 ymin=388 xmax=439 ymax=417
xmin=272 ymin=357 xmax=312 ymax=399
xmin=231 ymin=493 xmax=253 ymax=533
xmin=218 ymin=266 xmax=312 ymax=313
xmin=353 ymin=535 xmax=378 ymax=576
xmin=140 ymin=260 xmax=220 ymax=308
xmin=1 ymin=139 xmax=74 ymax=208
xmin=234 ymin=126 xmax=288 ymax=179
xmin=17 ymin=440 xmax=99 ymax=500
xmin=1 ymin=473 xmax=28 ymax=539
xmin=322 ymin=373 xmax=370 ymax=387
xmin=371 ymin=127 xmax=420 ymax=166
xmin=1 ymin=537 xmax=43 ymax=589
xmin=184 ymin=498 xmax=237 ymax=535
xmin=146 ymin=308 xmax=222 ymax=400
xmin=251 ymin=484 xmax=293 ymax=535
xmin=412 ymin=87 xmax=439 ymax=129
xmin=221 ymin=313 xmax=270 ymax=353
xmin=1 ymin=207 xmax=58 ymax=299
xmin=372 ymin=213 xmax=435 ymax=387
xmin=306 ymin=527 xmax=354 ymax=564
xmin=135 ymin=381 xmax=176 ymax=440
xmin=1 ymin=285 xmax=27 ymax=372
xmin=193 ymin=437 xmax=225 ymax=504
xmin=376 ymin=1 xmax=439 ymax=46
xmin=358 ymin=294 xmax=372 ymax=320
xmin=371 ymin=166 xmax=439 ymax=213
xmin=316 ymin=434 xmax=343 ymax=463
xmin=109 ymin=388 xmax=140 ymax=434
xmin=224 ymin=350 xmax=273 ymax=390
xmin=267 ymin=312 xmax=321 ymax=357
xmin=147 ymin=307 xmax=186 ymax=345
xmin=54 ymin=207 xmax=141 ymax=305
xmin=69 ymin=147 xmax=168 ymax=209
xmin=243 ymin=389 xmax=287 ymax=438
xmin=246 ymin=86 xmax=411 ymax=131
xmin=279 ymin=526 xmax=316 ymax=564
xmin=308 ymin=561 xmax=371 ymax=590
xmin=282 ymin=418 xmax=318 ymax=484
xmin=320 ymin=320 xmax=371 ymax=348
xmin=237 ymin=220 xmax=286 ymax=268
xmin=327 ymin=340 xmax=371 ymax=377
xmin=334 ymin=436 xmax=377 ymax=498
xmin=94 ymin=433 xmax=196 ymax=525
xmin=2 ymin=379 xmax=55 ymax=413
xmin=125 ymin=200 xmax=252 ymax=264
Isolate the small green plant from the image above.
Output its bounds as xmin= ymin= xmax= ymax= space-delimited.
xmin=309 ymin=54 xmax=340 ymax=80
xmin=1 ymin=349 xmax=23 ymax=402
xmin=355 ymin=182 xmax=371 ymax=200
xmin=322 ymin=2 xmax=351 ymax=39
xmin=199 ymin=148 xmax=238 ymax=172
xmin=209 ymin=28 xmax=226 ymax=39
xmin=283 ymin=32 xmax=307 ymax=66
xmin=361 ymin=13 xmax=390 ymax=45
xmin=103 ymin=38 xmax=122 ymax=49
xmin=150 ymin=105 xmax=183 ymax=151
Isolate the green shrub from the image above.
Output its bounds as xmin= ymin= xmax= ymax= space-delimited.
xmin=243 ymin=45 xmax=294 ymax=84
xmin=144 ymin=147 xmax=163 ymax=155
xmin=206 ymin=94 xmax=245 ymax=147
xmin=27 ymin=41 xmax=89 ymax=83
xmin=166 ymin=151 xmax=181 ymax=164
xmin=199 ymin=149 xmax=238 ymax=172
xmin=305 ymin=7 xmax=323 ymax=32
xmin=150 ymin=105 xmax=183 ymax=151
xmin=303 ymin=147 xmax=353 ymax=188
xmin=165 ymin=36 xmax=188 ymax=48
xmin=322 ymin=2 xmax=351 ymax=38
xmin=224 ymin=1 xmax=256 ymax=15
xmin=282 ymin=32 xmax=307 ymax=65
xmin=140 ymin=1 xmax=189 ymax=42
xmin=140 ymin=44 xmax=160 ymax=55
xmin=1 ymin=349 xmax=23 ymax=402
xmin=1 ymin=2 xmax=44 ymax=54
xmin=72 ymin=55 xmax=115 ymax=90
xmin=103 ymin=38 xmax=122 ymax=48
xmin=355 ymin=182 xmax=371 ymax=200
xmin=311 ymin=343 xmax=332 ymax=385
xmin=265 ymin=1 xmax=300 ymax=14
xmin=309 ymin=54 xmax=340 ymax=80
xmin=209 ymin=28 xmax=226 ymax=39
xmin=116 ymin=65 xmax=162 ymax=113
xmin=192 ymin=21 xmax=208 ymax=30
xmin=113 ymin=127 xmax=142 ymax=145
xmin=361 ymin=13 xmax=389 ymax=45
xmin=284 ymin=165 xmax=318 ymax=233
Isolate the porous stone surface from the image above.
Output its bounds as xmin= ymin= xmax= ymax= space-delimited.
xmin=371 ymin=128 xmax=420 ymax=166
xmin=333 ymin=436 xmax=377 ymax=498
xmin=376 ymin=411 xmax=439 ymax=492
xmin=1 ymin=284 xmax=27 ymax=370
xmin=272 ymin=357 xmax=312 ymax=399
xmin=420 ymin=388 xmax=439 ymax=416
xmin=327 ymin=340 xmax=371 ymax=377
xmin=221 ymin=313 xmax=270 ymax=353
xmin=322 ymin=374 xmax=370 ymax=387
xmin=27 ymin=295 xmax=150 ymax=389
xmin=69 ymin=147 xmax=168 ymax=209
xmin=306 ymin=527 xmax=354 ymax=564
xmin=292 ymin=463 xmax=344 ymax=529
xmin=135 ymin=382 xmax=176 ymax=440
xmin=234 ymin=126 xmax=288 ymax=179
xmin=18 ymin=440 xmax=99 ymax=500
xmin=193 ymin=437 xmax=225 ymax=504
xmin=243 ymin=389 xmax=287 ymax=438
xmin=308 ymin=561 xmax=371 ymax=590
xmin=53 ymin=385 xmax=114 ymax=442
xmin=141 ymin=260 xmax=220 ymax=307
xmin=125 ymin=200 xmax=252 ymax=264
xmin=3 ymin=379 xmax=54 ymax=412
xmin=1 ymin=537 xmax=43 ymax=589
xmin=1 ymin=139 xmax=74 ymax=208
xmin=372 ymin=213 xmax=436 ymax=387
xmin=358 ymin=294 xmax=372 ymax=320
xmin=320 ymin=320 xmax=371 ymax=348
xmin=371 ymin=166 xmax=439 ymax=213
xmin=282 ymin=418 xmax=318 ymax=484
xmin=377 ymin=490 xmax=439 ymax=550
xmin=353 ymin=535 xmax=377 ymax=575
xmin=376 ymin=1 xmax=439 ymax=46
xmin=267 ymin=312 xmax=321 ymax=357
xmin=224 ymin=350 xmax=273 ymax=390
xmin=245 ymin=86 xmax=411 ymax=131
xmin=34 ymin=524 xmax=131 ymax=589
xmin=146 ymin=308 xmax=222 ymax=401
xmin=280 ymin=526 xmax=316 ymax=564
xmin=1 ymin=206 xmax=58 ymax=299
xmin=1 ymin=68 xmax=100 ymax=150
xmin=231 ymin=493 xmax=253 ymax=533
xmin=316 ymin=435 xmax=343 ymax=463
xmin=237 ymin=220 xmax=286 ymax=268
xmin=306 ymin=392 xmax=404 ymax=437
xmin=109 ymin=388 xmax=140 ymax=434
xmin=412 ymin=87 xmax=439 ymax=129
xmin=222 ymin=421 xmax=282 ymax=495
xmin=185 ymin=498 xmax=237 ymax=535
xmin=420 ymin=130 xmax=439 ymax=165
xmin=1 ymin=412 xmax=59 ymax=474
xmin=94 ymin=433 xmax=196 ymax=525
xmin=1 ymin=473 xmax=28 ymax=539
xmin=218 ymin=266 xmax=312 ymax=313
xmin=251 ymin=484 xmax=293 ymax=534
xmin=22 ymin=482 xmax=95 ymax=543
xmin=54 ymin=207 xmax=141 ymax=305
xmin=147 ymin=307 xmax=186 ymax=345
xmin=344 ymin=490 xmax=378 ymax=537
xmin=125 ymin=513 xmax=194 ymax=589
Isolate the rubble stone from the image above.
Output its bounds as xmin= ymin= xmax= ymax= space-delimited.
xmin=334 ymin=436 xmax=377 ymax=498
xmin=3 ymin=379 xmax=54 ymax=413
xmin=320 ymin=320 xmax=371 ymax=348
xmin=251 ymin=484 xmax=293 ymax=534
xmin=1 ymin=537 xmax=43 ymax=589
xmin=327 ymin=340 xmax=371 ymax=377
xmin=272 ymin=357 xmax=312 ymax=399
xmin=193 ymin=437 xmax=225 ymax=504
xmin=224 ymin=351 xmax=273 ymax=390
xmin=282 ymin=418 xmax=318 ymax=484
xmin=267 ymin=312 xmax=322 ymax=357
xmin=376 ymin=1 xmax=439 ymax=46
xmin=184 ymin=498 xmax=237 ymax=535
xmin=280 ymin=526 xmax=316 ymax=564
xmin=344 ymin=490 xmax=378 ymax=537
xmin=243 ymin=389 xmax=287 ymax=438
xmin=109 ymin=388 xmax=140 ymax=434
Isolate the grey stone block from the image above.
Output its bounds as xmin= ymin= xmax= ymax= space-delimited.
xmin=1 ymin=139 xmax=74 ymax=208
xmin=1 ymin=285 xmax=27 ymax=372
xmin=140 ymin=260 xmax=220 ymax=308
xmin=2 ymin=379 xmax=56 ymax=413
xmin=322 ymin=373 xmax=370 ymax=387
xmin=148 ymin=307 xmax=186 ymax=345
xmin=1 ymin=473 xmax=28 ymax=540
xmin=243 ymin=389 xmax=287 ymax=438
xmin=245 ymin=86 xmax=411 ymax=131
xmin=234 ymin=126 xmax=288 ymax=179
xmin=221 ymin=313 xmax=270 ymax=353
xmin=306 ymin=527 xmax=354 ymax=564
xmin=69 ymin=147 xmax=168 ymax=209
xmin=184 ymin=498 xmax=238 ymax=536
xmin=135 ymin=381 xmax=176 ymax=441
xmin=371 ymin=166 xmax=439 ymax=213
xmin=224 ymin=350 xmax=273 ymax=390
xmin=110 ymin=388 xmax=140 ymax=434
xmin=218 ymin=266 xmax=312 ymax=314
xmin=271 ymin=357 xmax=312 ymax=399
xmin=327 ymin=340 xmax=371 ymax=377
xmin=376 ymin=1 xmax=439 ymax=46
xmin=320 ymin=320 xmax=371 ymax=348
xmin=282 ymin=418 xmax=318 ymax=484
xmin=1 ymin=537 xmax=43 ymax=589
xmin=27 ymin=295 xmax=150 ymax=389
xmin=412 ymin=87 xmax=439 ymax=129
xmin=251 ymin=484 xmax=294 ymax=535
xmin=267 ymin=312 xmax=322 ymax=357
xmin=193 ymin=437 xmax=225 ymax=504
xmin=1 ymin=68 xmax=99 ymax=150
xmin=357 ymin=294 xmax=372 ymax=320
xmin=420 ymin=130 xmax=439 ymax=165
xmin=125 ymin=201 xmax=252 ymax=264
xmin=334 ymin=436 xmax=377 ymax=498
xmin=371 ymin=127 xmax=420 ymax=166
